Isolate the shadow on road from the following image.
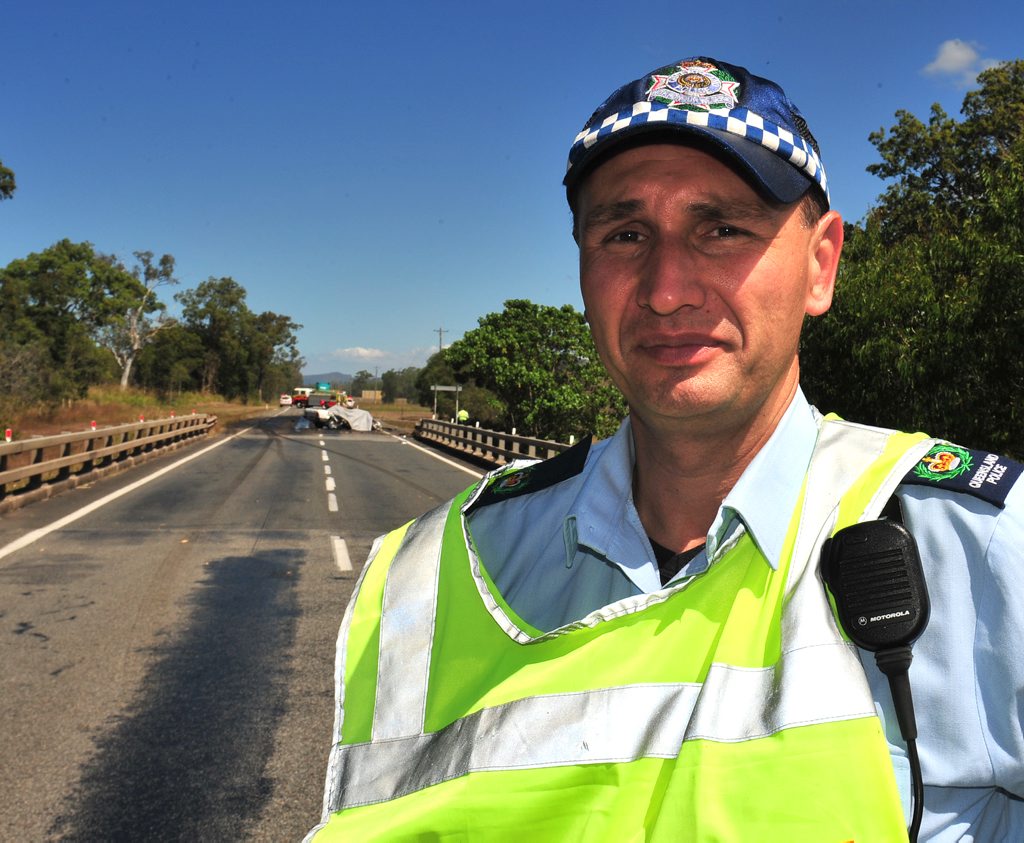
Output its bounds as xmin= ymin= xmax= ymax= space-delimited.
xmin=51 ymin=548 xmax=304 ymax=841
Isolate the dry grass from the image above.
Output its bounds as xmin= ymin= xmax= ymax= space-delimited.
xmin=3 ymin=387 xmax=433 ymax=440
xmin=7 ymin=387 xmax=253 ymax=439
xmin=361 ymin=401 xmax=431 ymax=431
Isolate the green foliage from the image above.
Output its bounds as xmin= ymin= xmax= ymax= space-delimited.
xmin=381 ymin=366 xmax=420 ymax=403
xmin=1 ymin=242 xmax=302 ymax=408
xmin=0 ymin=339 xmax=48 ymax=421
xmin=251 ymin=310 xmax=304 ymax=400
xmin=0 ymin=159 xmax=14 ymax=200
xmin=174 ymin=276 xmax=302 ymax=402
xmin=350 ymin=370 xmax=375 ymax=395
xmin=801 ymin=60 xmax=1024 ymax=458
xmin=0 ymin=240 xmax=128 ymax=402
xmin=445 ymin=299 xmax=626 ymax=440
xmin=414 ymin=351 xmax=459 ymax=414
xmin=94 ymin=250 xmax=177 ymax=389
xmin=135 ymin=324 xmax=207 ymax=396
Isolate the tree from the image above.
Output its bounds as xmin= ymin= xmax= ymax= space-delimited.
xmin=0 ymin=338 xmax=48 ymax=419
xmin=0 ymin=160 xmax=14 ymax=201
xmin=381 ymin=366 xmax=421 ymax=403
xmin=135 ymin=324 xmax=206 ymax=396
xmin=801 ymin=59 xmax=1024 ymax=457
xmin=175 ymin=276 xmax=302 ymax=401
xmin=865 ymin=59 xmax=1024 ymax=244
xmin=350 ymin=370 xmax=374 ymax=396
xmin=94 ymin=250 xmax=178 ymax=389
xmin=176 ymin=277 xmax=251 ymax=396
xmin=445 ymin=299 xmax=626 ymax=440
xmin=247 ymin=311 xmax=304 ymax=402
xmin=414 ymin=351 xmax=460 ymax=416
xmin=0 ymin=240 xmax=123 ymax=400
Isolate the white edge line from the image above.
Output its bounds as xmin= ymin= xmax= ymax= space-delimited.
xmin=384 ymin=432 xmax=485 ymax=478
xmin=0 ymin=425 xmax=255 ymax=561
xmin=331 ymin=535 xmax=353 ymax=572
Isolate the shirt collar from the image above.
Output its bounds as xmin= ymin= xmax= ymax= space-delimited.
xmin=570 ymin=415 xmax=651 ymax=575
xmin=568 ymin=389 xmax=820 ymax=574
xmin=707 ymin=389 xmax=820 ymax=568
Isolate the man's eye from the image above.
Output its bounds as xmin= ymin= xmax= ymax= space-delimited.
xmin=711 ymin=225 xmax=748 ymax=238
xmin=608 ymin=230 xmax=645 ymax=243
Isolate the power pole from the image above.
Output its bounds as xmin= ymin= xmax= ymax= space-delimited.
xmin=434 ymin=327 xmax=448 ymax=419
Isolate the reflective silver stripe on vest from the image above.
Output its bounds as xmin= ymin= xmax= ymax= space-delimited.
xmin=317 ymin=533 xmax=385 ymax=832
xmin=330 ymin=641 xmax=873 ymax=810
xmin=326 ymin=421 xmax=935 ymax=812
xmin=372 ymin=502 xmax=450 ymax=740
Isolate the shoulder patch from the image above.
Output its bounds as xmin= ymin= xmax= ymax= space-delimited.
xmin=901 ymin=443 xmax=1023 ymax=508
xmin=468 ymin=436 xmax=592 ymax=513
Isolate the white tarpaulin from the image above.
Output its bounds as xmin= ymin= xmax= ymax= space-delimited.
xmin=327 ymin=405 xmax=375 ymax=431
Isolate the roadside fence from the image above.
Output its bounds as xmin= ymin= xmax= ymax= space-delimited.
xmin=0 ymin=414 xmax=217 ymax=513
xmin=414 ymin=419 xmax=575 ymax=466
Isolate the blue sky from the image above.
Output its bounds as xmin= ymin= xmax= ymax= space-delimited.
xmin=3 ymin=1 xmax=1022 ymax=376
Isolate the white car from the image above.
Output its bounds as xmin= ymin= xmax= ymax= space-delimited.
xmin=279 ymin=393 xmax=293 ymax=406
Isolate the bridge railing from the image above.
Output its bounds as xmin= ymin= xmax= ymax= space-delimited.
xmin=0 ymin=414 xmax=217 ymax=511
xmin=414 ymin=419 xmax=574 ymax=466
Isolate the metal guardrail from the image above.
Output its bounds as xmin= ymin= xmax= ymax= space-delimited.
xmin=414 ymin=419 xmax=573 ymax=465
xmin=0 ymin=414 xmax=217 ymax=511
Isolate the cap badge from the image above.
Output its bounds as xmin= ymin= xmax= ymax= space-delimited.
xmin=646 ymin=61 xmax=740 ymax=112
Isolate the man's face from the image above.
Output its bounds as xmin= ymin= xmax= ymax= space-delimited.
xmin=576 ymin=143 xmax=840 ymax=437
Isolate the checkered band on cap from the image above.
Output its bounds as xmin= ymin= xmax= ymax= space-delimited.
xmin=567 ymin=100 xmax=829 ymax=203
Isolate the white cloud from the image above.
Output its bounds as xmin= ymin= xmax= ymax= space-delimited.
xmin=332 ymin=346 xmax=388 ymax=360
xmin=307 ymin=344 xmax=438 ymax=374
xmin=923 ymin=39 xmax=996 ymax=86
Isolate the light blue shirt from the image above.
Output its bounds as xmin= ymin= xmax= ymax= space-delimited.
xmin=467 ymin=389 xmax=1024 ymax=841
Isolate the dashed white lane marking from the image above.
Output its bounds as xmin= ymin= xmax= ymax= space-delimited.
xmin=331 ymin=535 xmax=353 ymax=572
xmin=327 ymin=492 xmax=338 ymax=512
xmin=324 ymin=465 xmax=332 ymax=475
xmin=321 ymin=450 xmax=329 ymax=462
xmin=325 ymin=476 xmax=336 ymax=492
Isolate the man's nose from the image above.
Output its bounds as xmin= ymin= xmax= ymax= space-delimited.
xmin=635 ymin=237 xmax=707 ymax=315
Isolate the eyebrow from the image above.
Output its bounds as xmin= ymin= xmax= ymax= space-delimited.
xmin=581 ymin=195 xmax=782 ymax=232
xmin=580 ymin=199 xmax=645 ymax=231
xmin=686 ymin=199 xmax=781 ymax=222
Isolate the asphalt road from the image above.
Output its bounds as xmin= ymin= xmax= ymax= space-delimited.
xmin=0 ymin=412 xmax=482 ymax=842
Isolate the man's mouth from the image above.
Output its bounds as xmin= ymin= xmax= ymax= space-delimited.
xmin=637 ymin=333 xmax=724 ymax=366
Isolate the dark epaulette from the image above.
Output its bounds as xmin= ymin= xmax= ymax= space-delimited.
xmin=901 ymin=442 xmax=1023 ymax=509
xmin=467 ymin=436 xmax=592 ymax=513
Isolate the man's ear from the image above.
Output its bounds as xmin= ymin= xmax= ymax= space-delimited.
xmin=805 ymin=211 xmax=844 ymax=317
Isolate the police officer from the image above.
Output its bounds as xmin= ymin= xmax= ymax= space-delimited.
xmin=307 ymin=56 xmax=1023 ymax=842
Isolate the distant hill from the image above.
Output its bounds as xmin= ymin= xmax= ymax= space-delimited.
xmin=303 ymin=371 xmax=352 ymax=388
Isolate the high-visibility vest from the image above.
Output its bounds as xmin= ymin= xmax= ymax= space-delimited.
xmin=307 ymin=419 xmax=936 ymax=842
